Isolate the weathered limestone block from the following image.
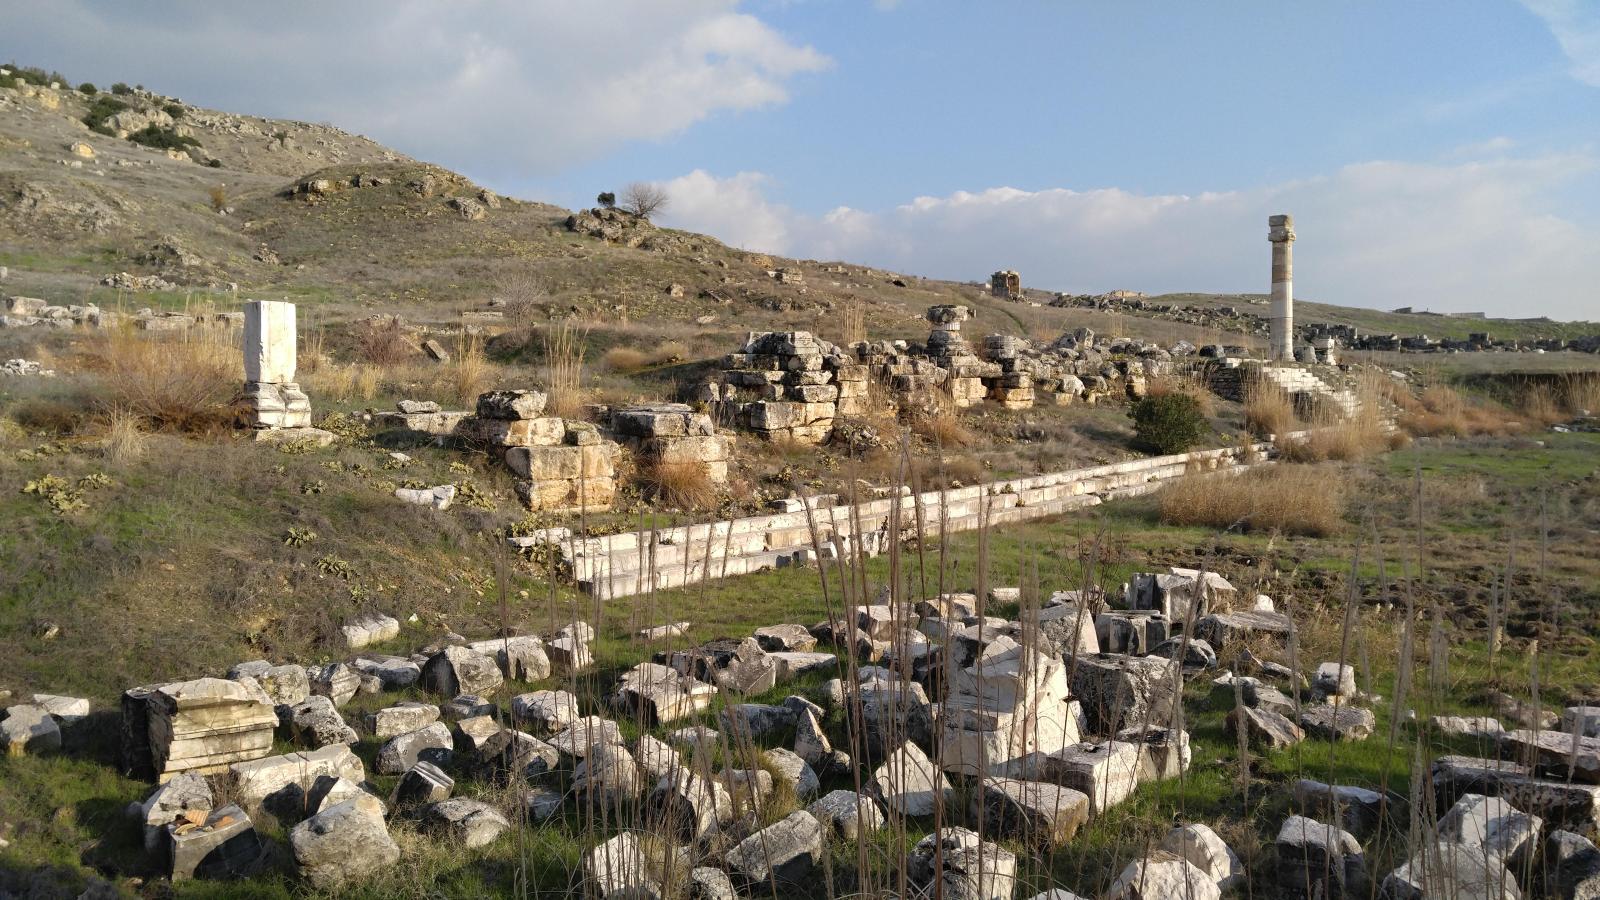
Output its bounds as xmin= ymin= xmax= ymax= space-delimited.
xmin=1548 ymin=830 xmax=1600 ymax=899
xmin=1564 ymin=707 xmax=1600 ymax=739
xmin=367 ymin=701 xmax=440 ymax=740
xmin=1160 ymin=823 xmax=1244 ymax=891
xmin=1292 ymin=779 xmax=1388 ymax=838
xmin=1105 ymin=853 xmax=1221 ymax=900
xmin=1381 ymin=842 xmax=1518 ymax=900
xmin=350 ymin=655 xmax=420 ymax=690
xmin=1313 ymin=662 xmax=1358 ymax=699
xmin=465 ymin=635 xmax=551 ymax=682
xmin=975 ymin=776 xmax=1090 ymax=847
xmin=140 ymin=772 xmax=213 ymax=852
xmin=504 ymin=442 xmax=617 ymax=480
xmin=392 ymin=761 xmax=454 ymax=807
xmin=907 ymin=827 xmax=1018 ymax=900
xmin=288 ymin=695 xmax=358 ymax=747
xmin=546 ymin=634 xmax=595 ymax=673
xmin=308 ymin=663 xmax=360 ymax=707
xmin=718 ymin=703 xmax=795 ymax=742
xmin=377 ymin=721 xmax=454 ymax=775
xmin=690 ymin=866 xmax=736 ymax=900
xmin=167 ymin=804 xmax=264 ymax=881
xmin=148 ymin=678 xmax=278 ymax=779
xmin=1431 ymin=755 xmax=1600 ymax=832
xmin=1227 ymin=704 xmax=1305 ymax=751
xmin=648 ymin=769 xmax=734 ymax=841
xmin=1195 ymin=610 xmax=1295 ymax=650
xmin=1031 ymin=741 xmax=1142 ymax=815
xmin=1437 ymin=792 xmax=1542 ymax=872
xmin=1433 ymin=716 xmax=1505 ymax=739
xmin=2 ymin=704 xmax=61 ymax=757
xmin=476 ymin=389 xmax=548 ymax=420
xmin=611 ymin=662 xmax=718 ymax=725
xmin=423 ymin=798 xmax=510 ymax=849
xmin=763 ymin=747 xmax=820 ymax=799
xmin=1502 ymin=729 xmax=1600 ymax=784
xmin=458 ymin=415 xmax=565 ymax=447
xmin=1116 ymin=725 xmax=1192 ymax=782
xmin=585 ymin=832 xmax=666 ymax=899
xmin=340 ymin=614 xmax=400 ymax=650
xmin=808 ymin=789 xmax=884 ymax=841
xmin=289 ymin=794 xmax=400 ymax=890
xmin=226 ymin=661 xmax=309 ymax=706
xmin=305 ymin=775 xmax=372 ymax=815
xmin=941 ymin=636 xmax=1082 ymax=776
xmin=1036 ymin=603 xmax=1100 ymax=658
xmin=1276 ymin=815 xmax=1365 ymax=899
xmin=1069 ymin=654 xmax=1179 ymax=737
xmin=1298 ymin=703 xmax=1376 ymax=742
xmin=754 ymin=624 xmax=818 ymax=653
xmin=856 ymin=678 xmax=935 ymax=752
xmin=871 ymin=741 xmax=952 ymax=816
xmin=421 ymin=646 xmax=504 ymax=697
xmin=511 ymin=690 xmax=581 ymax=734
xmin=574 ymin=742 xmax=641 ymax=806
xmin=724 ymin=811 xmax=824 ymax=888
xmin=547 ymin=716 xmax=624 ymax=759
xmin=229 ymin=745 xmax=364 ymax=819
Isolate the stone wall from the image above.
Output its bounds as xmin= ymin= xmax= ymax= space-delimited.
xmin=458 ymin=390 xmax=622 ymax=513
xmin=523 ymin=443 xmax=1276 ymax=600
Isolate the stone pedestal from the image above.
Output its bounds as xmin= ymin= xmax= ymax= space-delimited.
xmin=234 ymin=300 xmax=330 ymax=442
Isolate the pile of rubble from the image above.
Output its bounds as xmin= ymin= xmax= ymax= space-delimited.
xmin=458 ymin=389 xmax=622 ymax=512
xmin=694 ymin=331 xmax=868 ymax=443
xmin=695 ymin=308 xmax=1193 ymax=445
xmin=13 ymin=551 xmax=1595 ymax=897
xmin=1 ymin=357 xmax=53 ymax=376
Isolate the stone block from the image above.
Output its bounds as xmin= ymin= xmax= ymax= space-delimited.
xmin=243 ymin=300 xmax=296 ymax=383
xmin=289 ymin=794 xmax=400 ymax=890
xmin=167 ymin=804 xmax=263 ymax=881
xmin=724 ymin=811 xmax=823 ymax=888
xmin=148 ymin=678 xmax=278 ymax=779
xmin=975 ymin=777 xmax=1089 ymax=846
xmin=476 ymin=389 xmax=547 ymax=420
xmin=908 ymin=827 xmax=1017 ymax=900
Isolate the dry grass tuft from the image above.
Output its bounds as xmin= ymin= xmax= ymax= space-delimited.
xmin=449 ymin=333 xmax=492 ymax=406
xmin=638 ymin=461 xmax=717 ymax=510
xmin=1244 ymin=380 xmax=1297 ymax=438
xmin=100 ymin=408 xmax=148 ymax=464
xmin=602 ymin=341 xmax=688 ymax=373
xmin=541 ymin=322 xmax=587 ymax=419
xmin=1160 ymin=464 xmax=1347 ymax=537
xmin=910 ymin=405 xmax=973 ymax=448
xmin=839 ymin=301 xmax=867 ymax=345
xmin=1398 ymin=382 xmax=1518 ymax=438
xmin=1145 ymin=372 xmax=1217 ymax=417
xmin=207 ymin=184 xmax=227 ymax=212
xmin=82 ymin=327 xmax=238 ymax=433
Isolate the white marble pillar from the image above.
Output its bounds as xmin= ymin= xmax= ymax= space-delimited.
xmin=1268 ymin=214 xmax=1295 ymax=361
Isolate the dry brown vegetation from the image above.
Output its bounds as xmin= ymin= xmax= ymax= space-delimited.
xmin=1243 ymin=379 xmax=1296 ymax=438
xmin=637 ymin=460 xmax=718 ymax=510
xmin=1144 ymin=372 xmax=1216 ymax=417
xmin=601 ymin=340 xmax=689 ymax=373
xmin=355 ymin=316 xmax=413 ymax=367
xmin=1160 ymin=463 xmax=1347 ymax=536
xmin=79 ymin=326 xmax=239 ymax=433
xmin=540 ymin=322 xmax=587 ymax=419
xmin=908 ymin=404 xmax=973 ymax=449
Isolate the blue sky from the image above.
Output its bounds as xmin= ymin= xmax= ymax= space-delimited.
xmin=9 ymin=1 xmax=1600 ymax=318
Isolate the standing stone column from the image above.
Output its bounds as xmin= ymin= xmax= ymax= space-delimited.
xmin=1268 ymin=214 xmax=1295 ymax=362
xmin=235 ymin=300 xmax=312 ymax=431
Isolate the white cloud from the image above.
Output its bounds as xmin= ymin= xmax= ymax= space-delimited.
xmin=659 ymin=154 xmax=1600 ymax=320
xmin=6 ymin=1 xmax=829 ymax=177
xmin=1520 ymin=0 xmax=1600 ymax=87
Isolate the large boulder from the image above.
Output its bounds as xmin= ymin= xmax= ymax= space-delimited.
xmin=1381 ymin=841 xmax=1520 ymax=900
xmin=1 ymin=704 xmax=61 ymax=756
xmin=510 ymin=690 xmax=581 ymax=734
xmin=1437 ymin=793 xmax=1542 ymax=873
xmin=367 ymin=701 xmax=440 ymax=740
xmin=1160 ymin=823 xmax=1244 ymax=891
xmin=762 ymin=747 xmax=820 ymax=799
xmin=1227 ymin=705 xmax=1305 ymax=751
xmin=288 ymin=695 xmax=358 ymax=747
xmin=289 ymin=795 xmax=400 ymax=890
xmin=1299 ymin=703 xmax=1376 ymax=742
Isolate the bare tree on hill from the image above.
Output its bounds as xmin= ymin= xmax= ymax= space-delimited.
xmin=621 ymin=181 xmax=669 ymax=219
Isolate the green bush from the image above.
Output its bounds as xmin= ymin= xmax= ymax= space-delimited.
xmin=207 ymin=158 xmax=223 ymax=168
xmin=110 ymin=82 xmax=132 ymax=95
xmin=1129 ymin=392 xmax=1210 ymax=454
xmin=77 ymin=82 xmax=97 ymax=95
xmin=163 ymin=102 xmax=185 ymax=119
xmin=81 ymin=95 xmax=128 ymax=132
xmin=127 ymin=125 xmax=199 ymax=152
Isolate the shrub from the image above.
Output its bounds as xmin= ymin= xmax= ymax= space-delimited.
xmin=596 ymin=191 xmax=616 ymax=208
xmin=207 ymin=158 xmax=223 ymax=169
xmin=355 ymin=318 xmax=413 ymax=366
xmin=541 ymin=322 xmax=587 ymax=419
xmin=163 ymin=102 xmax=185 ymax=119
xmin=1144 ymin=373 xmax=1216 ymax=417
xmin=110 ymin=82 xmax=132 ymax=95
xmin=127 ymin=124 xmax=200 ymax=151
xmin=83 ymin=328 xmax=237 ymax=433
xmin=910 ymin=406 xmax=973 ymax=448
xmin=81 ymin=95 xmax=128 ymax=132
xmin=621 ymin=182 xmax=669 ymax=218
xmin=207 ymin=184 xmax=227 ymax=212
xmin=1160 ymin=464 xmax=1346 ymax=537
xmin=77 ymin=82 xmax=97 ymax=95
xmin=1129 ymin=393 xmax=1208 ymax=454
